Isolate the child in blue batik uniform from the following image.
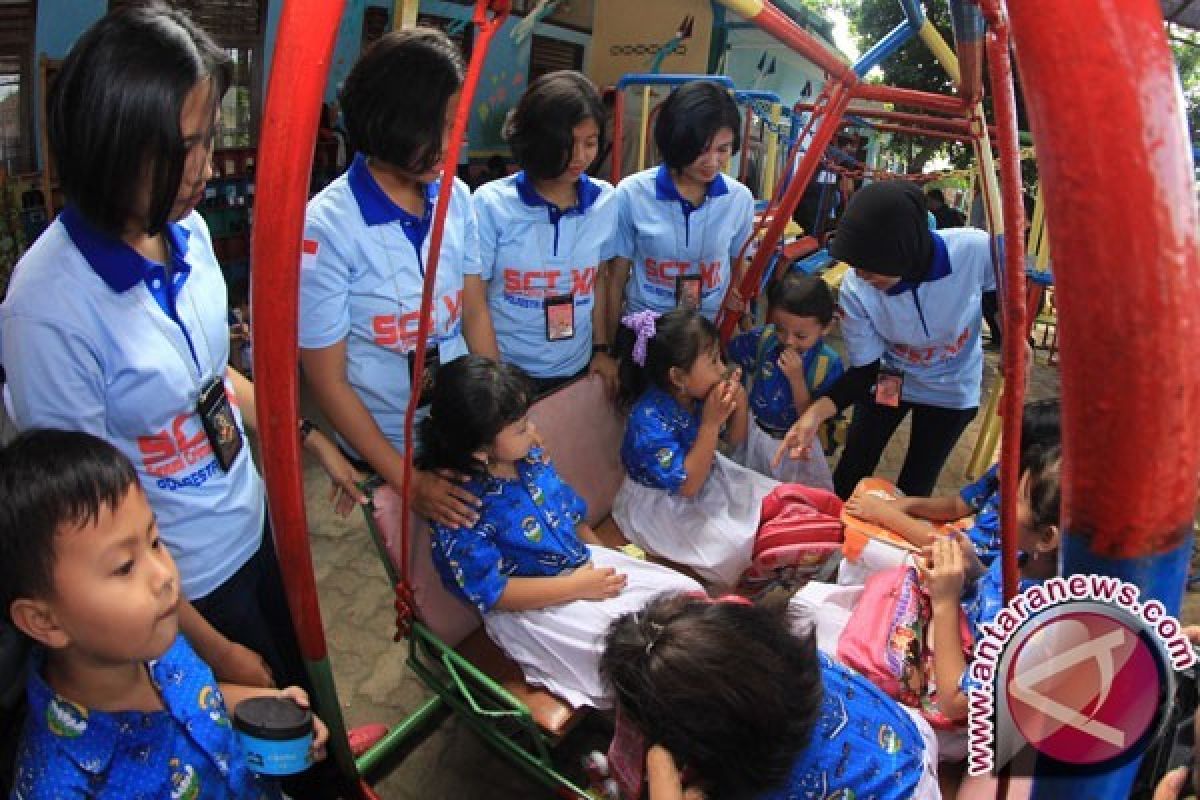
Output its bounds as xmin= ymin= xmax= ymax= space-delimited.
xmin=727 ymin=272 xmax=843 ymax=490
xmin=602 ymin=593 xmax=940 ymax=800
xmin=1 ymin=431 xmax=328 ymax=800
xmin=925 ymin=446 xmax=1060 ymax=726
xmin=843 ymin=398 xmax=1061 ymax=563
xmin=420 ymin=356 xmax=700 ymax=709
xmin=614 ymin=309 xmax=778 ymax=587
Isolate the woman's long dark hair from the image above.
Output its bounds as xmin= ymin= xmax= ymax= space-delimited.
xmin=416 ymin=355 xmax=534 ymax=477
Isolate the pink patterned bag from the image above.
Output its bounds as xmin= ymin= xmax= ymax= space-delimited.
xmin=837 ymin=563 xmax=972 ymax=729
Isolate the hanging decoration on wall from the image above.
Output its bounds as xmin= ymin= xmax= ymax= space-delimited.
xmin=648 ymin=14 xmax=694 ymax=73
xmin=511 ymin=0 xmax=562 ymax=44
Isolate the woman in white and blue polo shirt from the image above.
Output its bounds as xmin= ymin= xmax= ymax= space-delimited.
xmin=607 ymin=81 xmax=756 ymax=352
xmin=473 ymin=71 xmax=619 ymax=398
xmin=300 ymin=29 xmax=499 ymax=530
xmin=778 ymin=181 xmax=995 ymax=499
xmin=0 ymin=6 xmax=362 ymax=699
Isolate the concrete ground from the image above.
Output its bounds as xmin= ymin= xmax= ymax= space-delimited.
xmin=299 ymin=337 xmax=1200 ymax=799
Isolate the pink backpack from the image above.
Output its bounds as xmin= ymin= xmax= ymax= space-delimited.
xmin=744 ymin=484 xmax=844 ymax=585
xmin=837 ymin=563 xmax=973 ymax=729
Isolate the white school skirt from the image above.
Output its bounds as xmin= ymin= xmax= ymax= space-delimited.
xmin=744 ymin=416 xmax=835 ymax=492
xmin=612 ymin=452 xmax=777 ymax=587
xmin=482 ymin=545 xmax=702 ymax=710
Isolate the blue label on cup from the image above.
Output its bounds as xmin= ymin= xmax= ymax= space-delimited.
xmin=237 ymin=730 xmax=313 ymax=776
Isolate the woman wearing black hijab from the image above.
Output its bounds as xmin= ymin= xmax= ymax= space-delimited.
xmin=775 ymin=181 xmax=996 ymax=498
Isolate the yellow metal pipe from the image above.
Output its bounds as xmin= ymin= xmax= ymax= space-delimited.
xmin=637 ymin=86 xmax=651 ymax=173
xmin=966 ymin=377 xmax=1004 ymax=480
xmin=394 ymin=0 xmax=418 ymax=30
xmin=762 ymin=102 xmax=781 ymax=197
xmin=1028 ymin=183 xmax=1045 ymax=257
xmin=917 ymin=19 xmax=962 ymax=86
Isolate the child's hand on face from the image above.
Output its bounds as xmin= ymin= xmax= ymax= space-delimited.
xmin=777 ymin=348 xmax=806 ymax=384
xmin=919 ymin=536 xmax=967 ymax=607
xmin=701 ymin=377 xmax=739 ymax=429
xmin=726 ymin=369 xmax=748 ymax=412
xmin=277 ymin=686 xmax=329 ymax=763
xmin=571 ymin=562 xmax=628 ymax=601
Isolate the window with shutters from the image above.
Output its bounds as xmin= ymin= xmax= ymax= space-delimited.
xmin=0 ymin=0 xmax=36 ymax=173
xmin=110 ymin=0 xmax=264 ymax=147
xmin=528 ymin=34 xmax=583 ymax=83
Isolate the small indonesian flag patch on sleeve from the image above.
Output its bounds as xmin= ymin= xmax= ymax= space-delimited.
xmin=301 ymin=238 xmax=319 ymax=271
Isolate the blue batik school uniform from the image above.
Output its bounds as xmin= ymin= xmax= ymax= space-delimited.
xmin=728 ymin=325 xmax=844 ymax=489
xmin=613 ymin=387 xmax=777 ymax=587
xmin=10 ymin=635 xmax=280 ymax=800
xmin=760 ymin=652 xmax=939 ymax=800
xmin=430 ymin=447 xmax=699 ymax=709
xmin=613 ymin=165 xmax=755 ymax=320
xmin=0 ymin=207 xmax=264 ymax=601
xmin=300 ymin=153 xmax=479 ymax=458
xmin=958 ymin=559 xmax=1040 ymax=694
xmin=474 ymin=172 xmax=618 ymax=381
xmin=839 ymin=227 xmax=996 ymax=409
xmin=958 ymin=463 xmax=1002 ymax=566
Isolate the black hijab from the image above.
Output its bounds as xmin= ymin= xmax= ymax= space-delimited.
xmin=829 ymin=180 xmax=933 ymax=282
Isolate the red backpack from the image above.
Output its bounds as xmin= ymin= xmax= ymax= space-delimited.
xmin=743 ymin=484 xmax=844 ymax=585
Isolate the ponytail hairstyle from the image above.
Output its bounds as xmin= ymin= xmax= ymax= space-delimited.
xmin=618 ymin=309 xmax=720 ymax=409
xmin=416 ymin=355 xmax=534 ymax=477
xmin=600 ymin=593 xmax=824 ymax=799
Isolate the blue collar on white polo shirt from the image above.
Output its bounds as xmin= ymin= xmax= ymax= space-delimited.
xmin=514 ymin=170 xmax=602 ymax=256
xmin=653 ymin=163 xmax=729 ymax=213
xmin=347 ymin=153 xmax=437 ymax=267
xmin=59 ymin=204 xmax=202 ymax=369
xmin=514 ymin=170 xmax=602 ymax=217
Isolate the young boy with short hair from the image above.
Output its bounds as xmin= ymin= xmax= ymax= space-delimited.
xmin=1 ymin=430 xmax=327 ymax=799
xmin=727 ymin=271 xmax=845 ymax=490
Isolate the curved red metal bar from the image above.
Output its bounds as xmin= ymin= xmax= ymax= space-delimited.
xmin=1008 ymin=0 xmax=1200 ymax=565
xmin=978 ymin=0 xmax=1025 ymax=609
xmin=398 ymin=2 xmax=510 ymax=617
xmin=250 ymin=0 xmax=344 ymax=665
xmin=1005 ymin=0 xmax=1199 ymax=795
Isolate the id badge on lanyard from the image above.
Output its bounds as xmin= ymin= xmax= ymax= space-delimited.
xmin=197 ymin=377 xmax=243 ymax=472
xmin=675 ymin=274 xmax=702 ymax=310
xmin=544 ymin=294 xmax=576 ymax=341
xmin=874 ymin=367 xmax=904 ymax=408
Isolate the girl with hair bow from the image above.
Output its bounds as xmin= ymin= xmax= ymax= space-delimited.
xmin=614 ymin=309 xmax=776 ymax=587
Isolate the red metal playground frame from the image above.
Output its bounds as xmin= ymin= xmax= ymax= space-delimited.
xmin=248 ymin=1 xmax=1198 ymax=797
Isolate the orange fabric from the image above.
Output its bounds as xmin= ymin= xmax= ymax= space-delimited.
xmin=841 ymin=477 xmax=970 ymax=561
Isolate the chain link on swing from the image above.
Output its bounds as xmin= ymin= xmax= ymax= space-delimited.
xmin=746 ymin=98 xmax=792 ymax=138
